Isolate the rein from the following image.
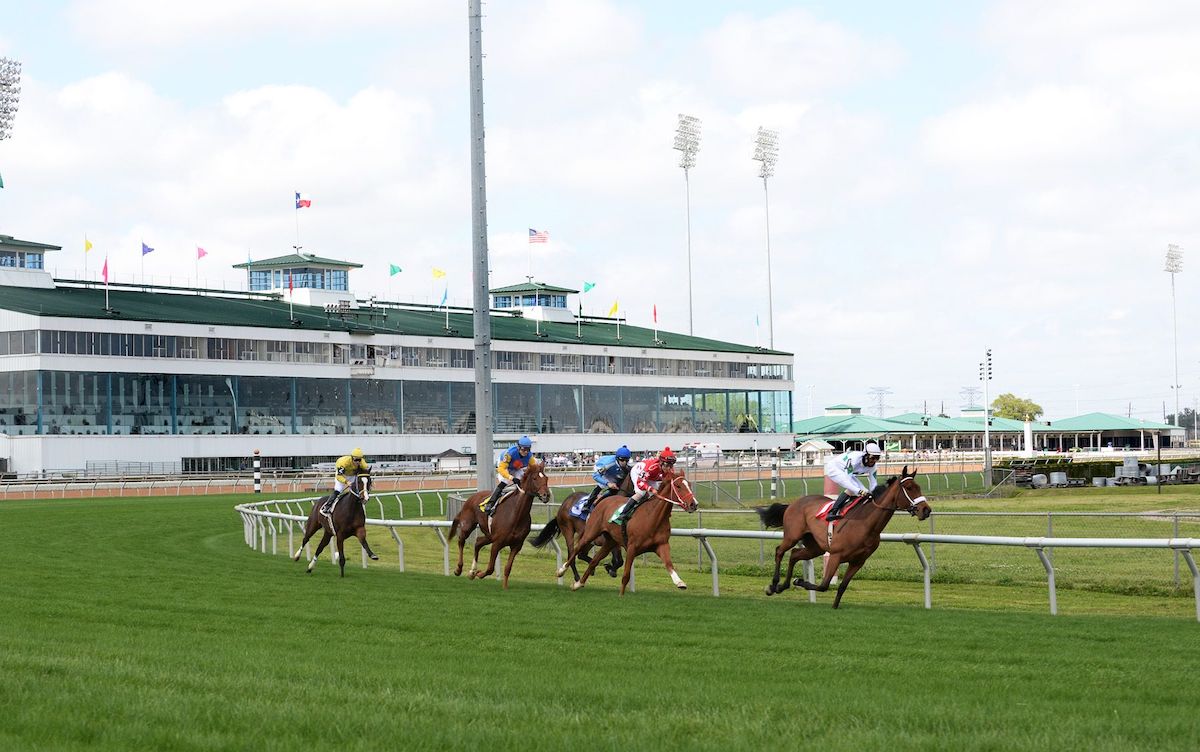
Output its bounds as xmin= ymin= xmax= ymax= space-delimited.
xmin=869 ymin=477 xmax=926 ymax=516
xmin=650 ymin=475 xmax=695 ymax=509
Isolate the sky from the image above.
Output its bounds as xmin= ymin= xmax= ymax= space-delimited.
xmin=1 ymin=0 xmax=1198 ymax=423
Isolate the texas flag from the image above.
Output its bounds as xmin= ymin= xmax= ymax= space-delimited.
xmin=295 ymin=192 xmax=312 ymax=209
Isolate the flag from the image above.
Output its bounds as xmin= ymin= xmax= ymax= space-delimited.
xmin=141 ymin=242 xmax=154 ymax=256
xmin=85 ymin=237 xmax=93 ymax=253
xmin=529 ymin=228 xmax=549 ymax=243
xmin=389 ymin=264 xmax=402 ymax=276
xmin=295 ymin=192 xmax=311 ymax=209
xmin=582 ymin=281 xmax=595 ymax=292
xmin=440 ymin=286 xmax=448 ymax=306
xmin=608 ymin=300 xmax=618 ymax=317
xmin=102 ymin=257 xmax=109 ymax=283
xmin=653 ymin=304 xmax=658 ymax=323
xmin=288 ymin=273 xmax=293 ymax=293
xmin=0 ymin=172 xmax=4 ymax=189
xmin=432 ymin=267 xmax=446 ymax=279
xmin=197 ymin=246 xmax=207 ymax=260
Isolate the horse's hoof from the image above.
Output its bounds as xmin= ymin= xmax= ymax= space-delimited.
xmin=570 ymin=581 xmax=584 ymax=591
xmin=368 ymin=554 xmax=379 ymax=561
xmin=765 ymin=584 xmax=775 ymax=596
xmin=793 ymin=577 xmax=804 ymax=586
xmin=605 ymin=566 xmax=618 ymax=578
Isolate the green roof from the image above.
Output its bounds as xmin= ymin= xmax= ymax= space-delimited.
xmin=0 ymin=283 xmax=790 ymax=355
xmin=232 ymin=253 xmax=363 ymax=270
xmin=0 ymin=234 xmax=62 ymax=252
xmin=1047 ymin=413 xmax=1176 ymax=432
xmin=824 ymin=404 xmax=859 ymax=410
xmin=796 ymin=411 xmax=1180 ymax=437
xmin=489 ymin=281 xmax=578 ymax=295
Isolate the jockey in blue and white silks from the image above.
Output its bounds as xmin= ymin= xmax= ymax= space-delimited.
xmin=581 ymin=445 xmax=632 ymax=515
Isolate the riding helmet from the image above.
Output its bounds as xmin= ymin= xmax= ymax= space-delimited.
xmin=616 ymin=445 xmax=632 ymax=460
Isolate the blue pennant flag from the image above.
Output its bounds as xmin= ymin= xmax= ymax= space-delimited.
xmin=141 ymin=242 xmax=155 ymax=256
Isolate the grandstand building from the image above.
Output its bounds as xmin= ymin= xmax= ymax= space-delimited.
xmin=0 ymin=233 xmax=795 ymax=474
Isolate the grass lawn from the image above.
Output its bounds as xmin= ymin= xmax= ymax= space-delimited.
xmin=1 ymin=490 xmax=1198 ymax=751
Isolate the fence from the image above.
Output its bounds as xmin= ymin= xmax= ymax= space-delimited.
xmin=235 ymin=489 xmax=1200 ymax=622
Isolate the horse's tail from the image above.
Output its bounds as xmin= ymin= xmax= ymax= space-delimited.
xmin=757 ymin=503 xmax=788 ymax=529
xmin=530 ymin=517 xmax=560 ymax=549
xmin=447 ymin=517 xmax=460 ymax=541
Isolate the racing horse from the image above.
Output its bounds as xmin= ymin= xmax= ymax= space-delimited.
xmin=292 ymin=474 xmax=379 ymax=577
xmin=447 ymin=459 xmax=550 ymax=589
xmin=528 ymin=472 xmax=632 ymax=581
xmin=756 ymin=466 xmax=931 ymax=608
xmin=556 ymin=467 xmax=698 ymax=595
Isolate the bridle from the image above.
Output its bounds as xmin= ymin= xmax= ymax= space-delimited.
xmin=870 ymin=476 xmax=926 ymax=516
xmin=651 ymin=474 xmax=696 ymax=510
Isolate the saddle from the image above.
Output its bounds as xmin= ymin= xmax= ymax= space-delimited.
xmin=478 ymin=483 xmax=520 ymax=513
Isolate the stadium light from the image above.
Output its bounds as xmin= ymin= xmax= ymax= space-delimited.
xmin=674 ymin=114 xmax=701 ymax=335
xmin=0 ymin=57 xmax=21 ymax=141
xmin=752 ymin=127 xmax=779 ymax=349
xmin=979 ymin=349 xmax=993 ymax=483
xmin=1165 ymin=244 xmax=1184 ymax=428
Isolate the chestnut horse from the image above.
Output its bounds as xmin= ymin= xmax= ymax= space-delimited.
xmin=756 ymin=466 xmax=931 ymax=608
xmin=292 ymin=474 xmax=379 ymax=577
xmin=529 ymin=472 xmax=632 ymax=580
xmin=448 ymin=460 xmax=550 ymax=588
xmin=556 ymin=468 xmax=698 ymax=595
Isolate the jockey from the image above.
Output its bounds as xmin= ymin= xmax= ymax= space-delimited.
xmin=823 ymin=442 xmax=882 ymax=522
xmin=583 ymin=445 xmax=632 ymax=514
xmin=483 ymin=435 xmax=537 ymax=516
xmin=321 ymin=447 xmax=370 ymax=515
xmin=610 ymin=447 xmax=676 ymax=525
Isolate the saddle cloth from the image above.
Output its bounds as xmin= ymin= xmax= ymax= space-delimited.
xmin=816 ymin=495 xmax=865 ymax=521
xmin=568 ymin=495 xmax=591 ymax=521
xmin=478 ymin=484 xmax=519 ymax=512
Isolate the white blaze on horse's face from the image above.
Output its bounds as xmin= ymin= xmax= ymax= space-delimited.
xmin=898 ymin=477 xmax=928 ymax=513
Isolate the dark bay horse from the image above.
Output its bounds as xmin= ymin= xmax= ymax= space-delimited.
xmin=756 ymin=466 xmax=931 ymax=608
xmin=448 ymin=460 xmax=550 ymax=588
xmin=557 ymin=468 xmax=698 ymax=595
xmin=292 ymin=475 xmax=379 ymax=577
xmin=529 ymin=473 xmax=632 ymax=580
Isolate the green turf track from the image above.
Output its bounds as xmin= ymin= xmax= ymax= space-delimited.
xmin=2 ymin=493 xmax=1199 ymax=751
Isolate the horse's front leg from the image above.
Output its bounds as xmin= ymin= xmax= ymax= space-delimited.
xmin=335 ymin=532 xmax=348 ymax=578
xmin=306 ymin=530 xmax=332 ymax=573
xmin=831 ymin=561 xmax=865 ymax=609
xmin=478 ymin=536 xmax=503 ymax=580
xmin=469 ymin=527 xmax=492 ymax=578
xmin=654 ymin=542 xmax=687 ymax=590
xmin=501 ymin=542 xmax=522 ymax=589
xmin=796 ymin=551 xmax=840 ymax=592
xmin=355 ymin=525 xmax=379 ymax=561
xmin=557 ymin=525 xmax=595 ymax=579
xmin=572 ymin=536 xmax=614 ymax=591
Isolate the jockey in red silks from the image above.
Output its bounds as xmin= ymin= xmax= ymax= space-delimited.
xmin=610 ymin=447 xmax=676 ymax=525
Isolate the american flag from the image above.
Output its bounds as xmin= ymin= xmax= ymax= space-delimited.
xmin=528 ymin=228 xmax=549 ymax=243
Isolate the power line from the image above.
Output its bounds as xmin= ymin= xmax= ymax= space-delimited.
xmin=868 ymin=386 xmax=892 ymax=417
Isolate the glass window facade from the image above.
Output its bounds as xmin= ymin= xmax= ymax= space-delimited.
xmin=0 ymin=372 xmax=792 ymax=437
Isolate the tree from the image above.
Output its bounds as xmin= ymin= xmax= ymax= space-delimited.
xmin=991 ymin=393 xmax=1043 ymax=421
xmin=1165 ymin=408 xmax=1198 ymax=440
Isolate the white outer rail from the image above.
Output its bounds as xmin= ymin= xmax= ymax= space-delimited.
xmin=235 ymin=496 xmax=1200 ymax=622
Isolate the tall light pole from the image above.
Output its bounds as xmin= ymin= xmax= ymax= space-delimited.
xmin=1165 ymin=244 xmax=1183 ymax=428
xmin=468 ymin=0 xmax=494 ymax=489
xmin=752 ymin=127 xmax=779 ymax=349
xmin=674 ymin=114 xmax=701 ymax=335
xmin=0 ymin=57 xmax=20 ymax=143
xmin=980 ymin=349 xmax=993 ymax=482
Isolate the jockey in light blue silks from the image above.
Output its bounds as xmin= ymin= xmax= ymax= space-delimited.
xmin=581 ymin=445 xmax=632 ymax=515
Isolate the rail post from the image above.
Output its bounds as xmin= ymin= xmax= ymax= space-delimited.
xmin=1035 ymin=547 xmax=1057 ymax=616
xmin=1180 ymin=549 xmax=1198 ymax=622
xmin=699 ymin=536 xmax=719 ymax=596
xmin=910 ymin=541 xmax=931 ymax=609
xmin=253 ymin=449 xmax=262 ymax=494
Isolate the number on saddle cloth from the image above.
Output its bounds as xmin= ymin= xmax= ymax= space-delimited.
xmin=569 ymin=496 xmax=591 ymax=521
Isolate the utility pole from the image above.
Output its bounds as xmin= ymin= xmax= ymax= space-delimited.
xmin=868 ymin=387 xmax=892 ymax=418
xmin=1165 ymin=244 xmax=1183 ymax=427
xmin=980 ymin=349 xmax=993 ymax=484
xmin=468 ymin=0 xmax=494 ymax=490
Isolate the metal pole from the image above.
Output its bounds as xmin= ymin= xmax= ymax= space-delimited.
xmin=469 ymin=0 xmax=494 ymax=492
xmin=685 ymin=167 xmax=694 ymax=335
xmin=1171 ymin=271 xmax=1180 ymax=428
xmin=253 ymin=449 xmax=261 ymax=494
xmin=763 ymin=176 xmax=774 ymax=348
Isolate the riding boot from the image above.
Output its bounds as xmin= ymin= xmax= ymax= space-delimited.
xmin=582 ymin=485 xmax=602 ymax=513
xmin=826 ymin=491 xmax=850 ymax=521
xmin=484 ymin=482 xmax=505 ymax=516
xmin=319 ymin=491 xmax=337 ymax=516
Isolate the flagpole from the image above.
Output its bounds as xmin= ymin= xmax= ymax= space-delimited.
xmin=83 ymin=235 xmax=88 ymax=279
xmin=295 ymin=191 xmax=301 ymax=248
xmin=103 ymin=256 xmax=110 ymax=310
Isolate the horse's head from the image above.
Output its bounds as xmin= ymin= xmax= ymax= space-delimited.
xmin=879 ymin=466 xmax=930 ymax=520
xmin=522 ymin=459 xmax=551 ymax=501
xmin=352 ymin=474 xmax=371 ymax=502
xmin=660 ymin=468 xmax=698 ymax=513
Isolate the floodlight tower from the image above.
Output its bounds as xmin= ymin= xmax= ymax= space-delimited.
xmin=1165 ymin=244 xmax=1183 ymax=428
xmin=979 ymin=349 xmax=993 ymax=482
xmin=0 ymin=57 xmax=21 ymax=141
xmin=752 ymin=127 xmax=779 ymax=349
xmin=674 ymin=114 xmax=702 ymax=335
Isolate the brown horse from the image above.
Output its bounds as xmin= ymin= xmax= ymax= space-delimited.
xmin=556 ymin=468 xmax=698 ymax=595
xmin=292 ymin=475 xmax=379 ymax=577
xmin=756 ymin=466 xmax=931 ymax=608
xmin=529 ymin=473 xmax=632 ymax=580
xmin=448 ymin=460 xmax=550 ymax=588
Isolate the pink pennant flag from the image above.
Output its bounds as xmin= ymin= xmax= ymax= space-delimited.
xmin=197 ymin=246 xmax=208 ymax=260
xmin=102 ymin=256 xmax=109 ymax=283
xmin=653 ymin=304 xmax=658 ymax=323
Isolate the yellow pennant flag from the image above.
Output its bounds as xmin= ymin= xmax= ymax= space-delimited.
xmin=431 ymin=267 xmax=446 ymax=279
xmin=608 ymin=300 xmax=619 ymax=317
xmin=84 ymin=236 xmax=93 ymax=253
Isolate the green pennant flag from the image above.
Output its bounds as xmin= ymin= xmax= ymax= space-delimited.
xmin=389 ymin=264 xmax=402 ymax=276
xmin=582 ymin=281 xmax=595 ymax=292
xmin=0 ymin=172 xmax=5 ymax=189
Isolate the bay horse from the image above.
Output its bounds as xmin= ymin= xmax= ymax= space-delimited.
xmin=447 ymin=460 xmax=550 ymax=589
xmin=529 ymin=473 xmax=632 ymax=581
xmin=556 ymin=468 xmax=698 ymax=595
xmin=756 ymin=466 xmax=931 ymax=608
xmin=292 ymin=474 xmax=379 ymax=578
